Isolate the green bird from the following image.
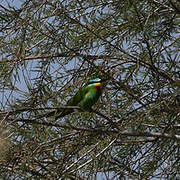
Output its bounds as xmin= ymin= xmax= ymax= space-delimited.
xmin=46 ymin=77 xmax=104 ymax=119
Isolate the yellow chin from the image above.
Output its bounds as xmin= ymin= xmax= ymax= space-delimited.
xmin=95 ymin=82 xmax=102 ymax=87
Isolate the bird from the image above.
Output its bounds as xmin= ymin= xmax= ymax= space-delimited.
xmin=45 ymin=77 xmax=104 ymax=119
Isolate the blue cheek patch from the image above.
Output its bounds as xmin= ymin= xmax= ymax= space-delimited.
xmin=88 ymin=84 xmax=94 ymax=87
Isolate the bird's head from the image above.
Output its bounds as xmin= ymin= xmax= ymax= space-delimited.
xmin=87 ymin=77 xmax=107 ymax=88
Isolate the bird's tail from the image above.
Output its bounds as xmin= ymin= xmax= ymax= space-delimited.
xmin=37 ymin=110 xmax=61 ymax=119
xmin=37 ymin=108 xmax=74 ymax=120
xmin=55 ymin=109 xmax=74 ymax=120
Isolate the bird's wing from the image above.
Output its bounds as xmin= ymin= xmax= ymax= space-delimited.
xmin=66 ymin=86 xmax=88 ymax=106
xmin=42 ymin=86 xmax=88 ymax=119
xmin=55 ymin=86 xmax=88 ymax=119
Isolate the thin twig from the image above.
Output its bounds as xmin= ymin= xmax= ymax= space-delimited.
xmin=69 ymin=138 xmax=117 ymax=174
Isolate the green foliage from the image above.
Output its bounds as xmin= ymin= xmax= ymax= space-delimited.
xmin=0 ymin=0 xmax=180 ymax=179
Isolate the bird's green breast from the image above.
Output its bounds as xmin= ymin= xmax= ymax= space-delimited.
xmin=78 ymin=86 xmax=101 ymax=111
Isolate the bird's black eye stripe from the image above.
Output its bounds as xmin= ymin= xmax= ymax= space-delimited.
xmin=88 ymin=81 xmax=100 ymax=85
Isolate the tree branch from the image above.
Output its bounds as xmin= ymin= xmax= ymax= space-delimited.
xmin=8 ymin=118 xmax=180 ymax=141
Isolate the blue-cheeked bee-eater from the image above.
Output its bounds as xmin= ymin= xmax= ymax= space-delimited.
xmin=45 ymin=77 xmax=105 ymax=119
